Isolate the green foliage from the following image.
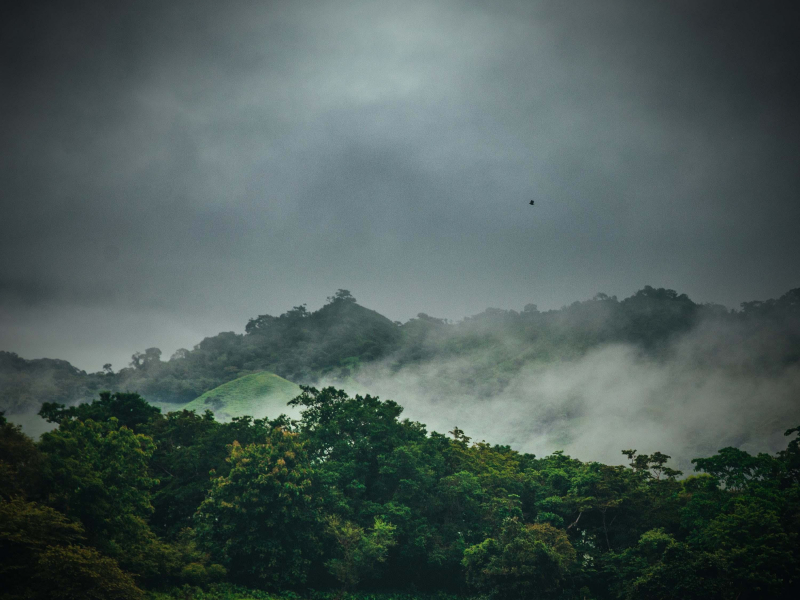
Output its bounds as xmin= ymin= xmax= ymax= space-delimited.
xmin=463 ymin=518 xmax=576 ymax=599
xmin=290 ymin=386 xmax=426 ymax=516
xmin=244 ymin=295 xmax=403 ymax=381
xmin=38 ymin=416 xmax=175 ymax=577
xmin=669 ymin=442 xmax=800 ymax=600
xmin=327 ymin=289 xmax=357 ymax=304
xmin=608 ymin=529 xmax=728 ymax=600
xmin=0 ymin=496 xmax=142 ymax=600
xmin=146 ymin=588 xmax=460 ymax=600
xmin=196 ymin=428 xmax=322 ymax=589
xmin=695 ymin=497 xmax=797 ymax=598
xmin=35 ymin=544 xmax=144 ymax=600
xmin=691 ymin=446 xmax=781 ymax=492
xmin=0 ymin=351 xmax=107 ymax=415
xmin=167 ymin=527 xmax=228 ymax=588
xmin=2 ymin=380 xmax=800 ymax=599
xmin=779 ymin=425 xmax=800 ymax=484
xmin=144 ymin=409 xmax=228 ymax=537
xmin=0 ymin=412 xmax=44 ymax=499
xmin=4 ymin=286 xmax=800 ymax=416
xmin=325 ymin=516 xmax=397 ymax=589
xmin=0 ymin=497 xmax=84 ymax=581
xmin=182 ymin=562 xmax=212 ymax=587
xmin=39 ymin=391 xmax=161 ymax=431
xmin=144 ymin=410 xmax=291 ymax=539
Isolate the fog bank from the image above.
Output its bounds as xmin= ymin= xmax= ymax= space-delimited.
xmin=337 ymin=323 xmax=800 ymax=470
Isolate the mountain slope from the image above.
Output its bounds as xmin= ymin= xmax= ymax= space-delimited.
xmin=2 ymin=287 xmax=798 ymax=416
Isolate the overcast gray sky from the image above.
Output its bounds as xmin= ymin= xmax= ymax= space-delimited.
xmin=2 ymin=0 xmax=799 ymax=372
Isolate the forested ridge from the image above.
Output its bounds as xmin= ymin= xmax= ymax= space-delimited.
xmin=2 ymin=387 xmax=799 ymax=599
xmin=2 ymin=286 xmax=799 ymax=414
xmin=2 ymin=286 xmax=799 ymax=599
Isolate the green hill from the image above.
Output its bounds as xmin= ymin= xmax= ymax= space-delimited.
xmin=180 ymin=371 xmax=302 ymax=421
xmin=4 ymin=287 xmax=800 ymax=417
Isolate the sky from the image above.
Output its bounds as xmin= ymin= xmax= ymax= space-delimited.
xmin=2 ymin=0 xmax=799 ymax=373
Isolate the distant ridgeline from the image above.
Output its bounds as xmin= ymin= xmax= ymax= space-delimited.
xmin=1 ymin=286 xmax=799 ymax=414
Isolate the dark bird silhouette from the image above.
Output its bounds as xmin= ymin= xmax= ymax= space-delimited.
xmin=529 ymin=200 xmax=535 ymax=206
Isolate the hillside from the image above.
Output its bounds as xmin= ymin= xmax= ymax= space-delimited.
xmin=2 ymin=286 xmax=799 ymax=416
xmin=0 ymin=351 xmax=108 ymax=414
xmin=179 ymin=371 xmax=301 ymax=421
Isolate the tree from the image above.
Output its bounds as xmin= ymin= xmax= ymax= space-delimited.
xmin=679 ymin=443 xmax=800 ymax=599
xmin=463 ymin=518 xmax=576 ymax=599
xmin=325 ymin=516 xmax=396 ymax=590
xmin=608 ymin=529 xmax=728 ymax=600
xmin=196 ymin=427 xmax=322 ymax=589
xmin=289 ymin=387 xmax=426 ymax=517
xmin=38 ymin=417 xmax=173 ymax=578
xmin=34 ymin=545 xmax=143 ymax=600
xmin=697 ymin=497 xmax=797 ymax=599
xmin=0 ymin=497 xmax=142 ymax=600
xmin=129 ymin=347 xmax=162 ymax=371
xmin=691 ymin=447 xmax=780 ymax=493
xmin=39 ymin=391 xmax=161 ymax=432
xmin=622 ymin=449 xmax=682 ymax=481
xmin=143 ymin=410 xmax=287 ymax=539
xmin=779 ymin=426 xmax=800 ymax=475
xmin=327 ymin=289 xmax=356 ymax=304
xmin=0 ymin=413 xmax=44 ymax=500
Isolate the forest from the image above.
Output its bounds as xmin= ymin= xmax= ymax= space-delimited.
xmin=4 ymin=0 xmax=798 ymax=597
xmin=2 ymin=286 xmax=799 ymax=599
xmin=3 ymin=286 xmax=799 ymax=413
xmin=2 ymin=385 xmax=799 ymax=599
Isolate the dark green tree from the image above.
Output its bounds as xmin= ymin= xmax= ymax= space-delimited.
xmin=39 ymin=391 xmax=161 ymax=432
xmin=325 ymin=516 xmax=396 ymax=590
xmin=195 ymin=427 xmax=322 ymax=589
xmin=463 ymin=518 xmax=576 ymax=599
xmin=608 ymin=528 xmax=728 ymax=600
xmin=38 ymin=417 xmax=174 ymax=578
xmin=0 ymin=497 xmax=142 ymax=600
xmin=0 ymin=413 xmax=44 ymax=500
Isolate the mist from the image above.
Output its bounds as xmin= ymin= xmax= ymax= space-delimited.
xmin=3 ymin=3 xmax=800 ymax=597
xmin=5 ymin=286 xmax=799 ymax=471
xmin=332 ymin=314 xmax=800 ymax=470
xmin=2 ymin=0 xmax=800 ymax=371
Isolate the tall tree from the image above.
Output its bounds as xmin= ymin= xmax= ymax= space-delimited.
xmin=38 ymin=417 xmax=173 ymax=578
xmin=196 ymin=427 xmax=322 ymax=589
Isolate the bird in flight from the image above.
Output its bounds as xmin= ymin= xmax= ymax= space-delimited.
xmin=529 ymin=200 xmax=535 ymax=206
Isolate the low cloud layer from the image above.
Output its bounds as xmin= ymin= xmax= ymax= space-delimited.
xmin=337 ymin=322 xmax=800 ymax=470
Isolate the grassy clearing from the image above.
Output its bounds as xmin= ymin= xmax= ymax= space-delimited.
xmin=180 ymin=372 xmax=302 ymax=421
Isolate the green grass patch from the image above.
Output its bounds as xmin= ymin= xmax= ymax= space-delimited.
xmin=180 ymin=372 xmax=302 ymax=421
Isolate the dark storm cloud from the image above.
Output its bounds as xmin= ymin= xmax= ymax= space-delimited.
xmin=1 ymin=0 xmax=799 ymax=369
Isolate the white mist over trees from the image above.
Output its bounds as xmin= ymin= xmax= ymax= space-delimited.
xmin=2 ymin=286 xmax=799 ymax=469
